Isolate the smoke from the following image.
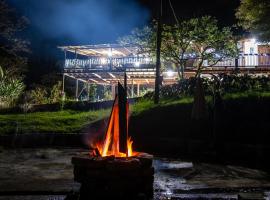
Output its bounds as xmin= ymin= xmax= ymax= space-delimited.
xmin=9 ymin=0 xmax=149 ymax=44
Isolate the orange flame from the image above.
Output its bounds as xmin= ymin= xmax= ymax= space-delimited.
xmin=94 ymin=100 xmax=134 ymax=157
xmin=127 ymin=137 xmax=133 ymax=157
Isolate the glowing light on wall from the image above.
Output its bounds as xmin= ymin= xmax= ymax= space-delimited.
xmin=166 ymin=70 xmax=174 ymax=77
xmin=145 ymin=57 xmax=151 ymax=62
xmin=135 ymin=62 xmax=140 ymax=67
xmin=107 ymin=50 xmax=112 ymax=57
xmin=250 ymin=38 xmax=256 ymax=43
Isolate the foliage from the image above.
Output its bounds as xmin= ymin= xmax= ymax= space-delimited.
xmin=29 ymin=87 xmax=48 ymax=105
xmin=236 ymin=0 xmax=270 ymax=41
xmin=28 ymin=81 xmax=63 ymax=105
xmin=0 ymin=66 xmax=25 ymax=108
xmin=88 ymin=84 xmax=97 ymax=101
xmin=49 ymin=81 xmax=62 ymax=103
xmin=144 ymin=75 xmax=270 ymax=99
xmin=189 ymin=16 xmax=238 ymax=77
xmin=18 ymin=91 xmax=33 ymax=113
xmin=118 ymin=26 xmax=156 ymax=56
xmin=118 ymin=17 xmax=238 ymax=79
xmin=103 ymin=86 xmax=113 ymax=101
xmin=162 ymin=23 xmax=195 ymax=79
xmin=0 ymin=0 xmax=30 ymax=73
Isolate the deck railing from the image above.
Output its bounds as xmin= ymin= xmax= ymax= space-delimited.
xmin=64 ymin=54 xmax=270 ymax=69
xmin=211 ymin=54 xmax=270 ymax=67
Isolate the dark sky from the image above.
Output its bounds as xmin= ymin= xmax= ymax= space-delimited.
xmin=10 ymin=0 xmax=240 ymax=47
xmin=7 ymin=0 xmax=240 ymax=83
xmin=141 ymin=0 xmax=240 ymax=27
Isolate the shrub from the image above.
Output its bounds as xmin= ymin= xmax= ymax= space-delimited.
xmin=144 ymin=74 xmax=270 ymax=100
xmin=49 ymin=81 xmax=62 ymax=103
xmin=30 ymin=87 xmax=48 ymax=104
xmin=0 ymin=66 xmax=25 ymax=108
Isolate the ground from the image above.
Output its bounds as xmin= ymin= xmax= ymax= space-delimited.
xmin=0 ymin=148 xmax=270 ymax=200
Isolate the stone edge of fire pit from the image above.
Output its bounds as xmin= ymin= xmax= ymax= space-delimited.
xmin=71 ymin=152 xmax=153 ymax=168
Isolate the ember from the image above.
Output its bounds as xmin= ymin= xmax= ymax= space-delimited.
xmin=72 ymin=79 xmax=154 ymax=199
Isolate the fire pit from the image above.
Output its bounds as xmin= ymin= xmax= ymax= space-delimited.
xmin=72 ymin=79 xmax=154 ymax=199
xmin=72 ymin=152 xmax=153 ymax=199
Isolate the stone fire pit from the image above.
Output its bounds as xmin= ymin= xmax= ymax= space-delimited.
xmin=72 ymin=152 xmax=154 ymax=199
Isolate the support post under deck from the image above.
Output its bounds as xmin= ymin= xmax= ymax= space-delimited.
xmin=62 ymin=73 xmax=65 ymax=94
xmin=137 ymin=84 xmax=140 ymax=96
xmin=131 ymin=79 xmax=134 ymax=98
xmin=76 ymin=79 xmax=79 ymax=101
xmin=111 ymin=84 xmax=116 ymax=98
xmin=87 ymin=83 xmax=90 ymax=101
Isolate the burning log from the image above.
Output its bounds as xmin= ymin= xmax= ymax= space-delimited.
xmin=118 ymin=81 xmax=128 ymax=155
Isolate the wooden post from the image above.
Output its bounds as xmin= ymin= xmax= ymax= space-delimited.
xmin=131 ymin=79 xmax=134 ymax=98
xmin=87 ymin=83 xmax=90 ymax=101
xmin=154 ymin=0 xmax=163 ymax=104
xmin=109 ymin=47 xmax=112 ymax=70
xmin=76 ymin=79 xmax=79 ymax=101
xmin=111 ymin=84 xmax=116 ymax=98
xmin=137 ymin=84 xmax=140 ymax=96
xmin=124 ymin=73 xmax=127 ymax=93
xmin=75 ymin=49 xmax=78 ymax=68
xmin=64 ymin=50 xmax=67 ymax=67
xmin=235 ymin=57 xmax=239 ymax=72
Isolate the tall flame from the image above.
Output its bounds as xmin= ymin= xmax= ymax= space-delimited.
xmin=94 ymin=99 xmax=134 ymax=157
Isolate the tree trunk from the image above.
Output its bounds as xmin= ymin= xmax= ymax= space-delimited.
xmin=195 ymin=60 xmax=203 ymax=78
xmin=154 ymin=0 xmax=163 ymax=104
xmin=176 ymin=65 xmax=185 ymax=80
xmin=177 ymin=66 xmax=181 ymax=80
xmin=180 ymin=65 xmax=184 ymax=79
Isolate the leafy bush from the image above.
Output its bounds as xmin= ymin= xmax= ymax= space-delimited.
xmin=144 ymin=74 xmax=270 ymax=99
xmin=28 ymin=81 xmax=63 ymax=105
xmin=0 ymin=66 xmax=25 ymax=108
xmin=49 ymin=81 xmax=62 ymax=103
xmin=30 ymin=87 xmax=48 ymax=104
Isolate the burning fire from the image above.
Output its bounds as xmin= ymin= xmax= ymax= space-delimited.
xmin=93 ymin=98 xmax=135 ymax=157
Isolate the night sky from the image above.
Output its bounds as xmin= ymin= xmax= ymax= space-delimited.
xmin=10 ymin=0 xmax=240 ymax=46
xmin=141 ymin=0 xmax=240 ymax=26
xmin=8 ymin=0 xmax=240 ymax=83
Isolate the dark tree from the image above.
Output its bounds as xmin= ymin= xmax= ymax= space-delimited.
xmin=0 ymin=0 xmax=29 ymax=74
xmin=236 ymin=0 xmax=270 ymax=41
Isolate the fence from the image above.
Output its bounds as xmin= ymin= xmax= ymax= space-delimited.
xmin=209 ymin=54 xmax=270 ymax=68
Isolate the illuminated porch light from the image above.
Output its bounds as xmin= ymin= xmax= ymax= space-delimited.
xmin=107 ymin=50 xmax=112 ymax=57
xmin=166 ymin=70 xmax=174 ymax=77
xmin=145 ymin=57 xmax=151 ymax=62
xmin=135 ymin=62 xmax=140 ymax=67
xmin=250 ymin=38 xmax=256 ymax=43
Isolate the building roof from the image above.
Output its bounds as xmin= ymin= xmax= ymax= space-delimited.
xmin=58 ymin=44 xmax=141 ymax=57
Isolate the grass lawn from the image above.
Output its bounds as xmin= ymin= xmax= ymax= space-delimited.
xmin=0 ymin=109 xmax=110 ymax=134
xmin=132 ymin=91 xmax=270 ymax=115
xmin=1 ymin=91 xmax=270 ymax=135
